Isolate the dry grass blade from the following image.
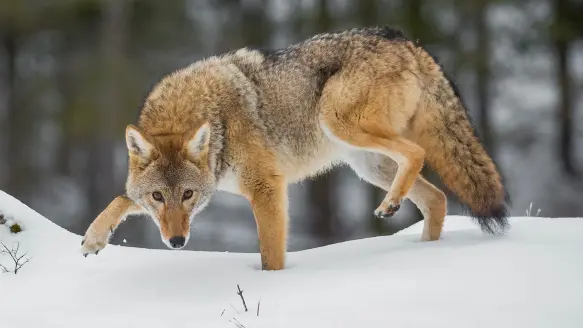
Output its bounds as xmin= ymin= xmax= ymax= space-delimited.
xmin=229 ymin=318 xmax=246 ymax=328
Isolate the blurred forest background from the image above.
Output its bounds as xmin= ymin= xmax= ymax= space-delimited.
xmin=0 ymin=0 xmax=582 ymax=252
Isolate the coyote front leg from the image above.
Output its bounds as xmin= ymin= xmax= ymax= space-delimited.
xmin=81 ymin=195 xmax=145 ymax=256
xmin=241 ymin=169 xmax=288 ymax=271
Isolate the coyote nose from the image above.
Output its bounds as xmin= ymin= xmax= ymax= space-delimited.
xmin=169 ymin=236 xmax=185 ymax=249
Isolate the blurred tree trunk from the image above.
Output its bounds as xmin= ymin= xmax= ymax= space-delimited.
xmin=475 ymin=1 xmax=493 ymax=153
xmin=357 ymin=0 xmax=377 ymax=26
xmin=3 ymin=32 xmax=28 ymax=200
xmin=241 ymin=0 xmax=269 ymax=47
xmin=87 ymin=0 xmax=130 ymax=217
xmin=406 ymin=0 xmax=423 ymax=41
xmin=214 ymin=0 xmax=244 ymax=51
xmin=291 ymin=0 xmax=308 ymax=38
xmin=56 ymin=42 xmax=75 ymax=178
xmin=554 ymin=0 xmax=577 ymax=176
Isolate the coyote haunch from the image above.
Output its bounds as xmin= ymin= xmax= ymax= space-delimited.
xmin=81 ymin=26 xmax=509 ymax=270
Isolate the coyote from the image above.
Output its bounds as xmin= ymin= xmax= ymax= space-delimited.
xmin=81 ymin=26 xmax=509 ymax=270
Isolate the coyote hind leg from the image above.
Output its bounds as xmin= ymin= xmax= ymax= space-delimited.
xmin=321 ymin=117 xmax=425 ymax=213
xmin=318 ymin=67 xmax=426 ymax=216
xmin=320 ymin=113 xmax=425 ymax=218
xmin=346 ymin=151 xmax=446 ymax=241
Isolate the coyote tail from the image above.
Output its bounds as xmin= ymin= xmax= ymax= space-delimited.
xmin=413 ymin=49 xmax=509 ymax=234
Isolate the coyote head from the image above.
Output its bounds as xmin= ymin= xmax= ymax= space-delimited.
xmin=124 ymin=122 xmax=215 ymax=249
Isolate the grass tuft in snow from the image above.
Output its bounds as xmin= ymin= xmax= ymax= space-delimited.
xmin=9 ymin=223 xmax=22 ymax=234
xmin=525 ymin=202 xmax=542 ymax=217
xmin=1 ymin=211 xmax=24 ymax=233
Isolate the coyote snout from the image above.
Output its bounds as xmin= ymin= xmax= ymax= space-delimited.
xmin=157 ymin=208 xmax=191 ymax=249
xmin=169 ymin=236 xmax=186 ymax=249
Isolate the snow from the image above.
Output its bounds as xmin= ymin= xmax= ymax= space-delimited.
xmin=1 ymin=190 xmax=582 ymax=328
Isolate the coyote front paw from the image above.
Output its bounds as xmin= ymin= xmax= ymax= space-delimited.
xmin=374 ymin=200 xmax=401 ymax=219
xmin=80 ymin=226 xmax=111 ymax=257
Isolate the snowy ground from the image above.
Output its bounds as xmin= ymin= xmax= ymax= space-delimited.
xmin=1 ymin=190 xmax=582 ymax=328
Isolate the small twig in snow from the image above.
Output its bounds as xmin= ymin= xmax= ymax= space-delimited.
xmin=256 ymin=300 xmax=261 ymax=317
xmin=0 ymin=242 xmax=32 ymax=274
xmin=220 ymin=309 xmax=225 ymax=316
xmin=236 ymin=284 xmax=248 ymax=312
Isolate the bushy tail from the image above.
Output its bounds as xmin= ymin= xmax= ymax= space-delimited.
xmin=413 ymin=51 xmax=509 ymax=234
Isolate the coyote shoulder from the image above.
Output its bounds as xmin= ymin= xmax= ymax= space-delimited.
xmin=81 ymin=26 xmax=509 ymax=270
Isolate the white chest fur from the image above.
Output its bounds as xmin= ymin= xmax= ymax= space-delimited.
xmin=216 ymin=169 xmax=242 ymax=195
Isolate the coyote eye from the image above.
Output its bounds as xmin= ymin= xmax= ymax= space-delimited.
xmin=183 ymin=189 xmax=194 ymax=201
xmin=152 ymin=191 xmax=164 ymax=202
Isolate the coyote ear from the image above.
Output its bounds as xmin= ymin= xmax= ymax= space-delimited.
xmin=184 ymin=122 xmax=210 ymax=158
xmin=126 ymin=125 xmax=155 ymax=159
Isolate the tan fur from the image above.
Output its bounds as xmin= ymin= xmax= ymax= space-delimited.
xmin=81 ymin=196 xmax=145 ymax=255
xmin=81 ymin=26 xmax=508 ymax=269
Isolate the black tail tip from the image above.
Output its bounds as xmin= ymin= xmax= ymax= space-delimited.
xmin=470 ymin=204 xmax=510 ymax=235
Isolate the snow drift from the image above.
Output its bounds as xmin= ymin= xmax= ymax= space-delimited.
xmin=1 ymin=190 xmax=582 ymax=328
